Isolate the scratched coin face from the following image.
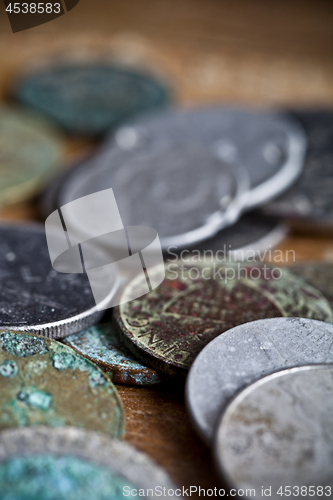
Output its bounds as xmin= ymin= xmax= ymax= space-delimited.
xmin=0 ymin=331 xmax=124 ymax=437
xmin=64 ymin=323 xmax=161 ymax=386
xmin=0 ymin=427 xmax=178 ymax=499
xmin=14 ymin=64 xmax=170 ymax=135
xmin=114 ymin=263 xmax=333 ymax=378
xmin=0 ymin=106 xmax=63 ymax=207
xmin=215 ymin=365 xmax=333 ymax=497
xmin=264 ymin=111 xmax=333 ymax=226
xmin=0 ymin=224 xmax=117 ymax=338
xmin=290 ymin=262 xmax=333 ymax=308
xmin=186 ymin=318 xmax=333 ymax=444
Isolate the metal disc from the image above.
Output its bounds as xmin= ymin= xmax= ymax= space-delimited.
xmin=0 ymin=106 xmax=63 ymax=207
xmin=214 ymin=365 xmax=333 ymax=497
xmin=114 ymin=264 xmax=332 ymax=378
xmin=0 ymin=426 xmax=178 ymax=498
xmin=289 ymin=262 xmax=333 ymax=307
xmin=59 ymin=140 xmax=249 ymax=250
xmin=106 ymin=106 xmax=307 ymax=209
xmin=0 ymin=223 xmax=117 ymax=338
xmin=0 ymin=331 xmax=124 ymax=437
xmin=63 ymin=323 xmax=161 ymax=386
xmin=186 ymin=317 xmax=333 ymax=444
xmin=263 ymin=111 xmax=333 ymax=226
xmin=14 ymin=63 xmax=170 ymax=135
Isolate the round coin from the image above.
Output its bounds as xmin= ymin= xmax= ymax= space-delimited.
xmin=63 ymin=323 xmax=161 ymax=386
xmin=0 ymin=331 xmax=124 ymax=437
xmin=186 ymin=317 xmax=333 ymax=444
xmin=114 ymin=264 xmax=332 ymax=378
xmin=0 ymin=426 xmax=178 ymax=499
xmin=0 ymin=223 xmax=117 ymax=338
xmin=106 ymin=106 xmax=306 ymax=209
xmin=263 ymin=111 xmax=333 ymax=226
xmin=289 ymin=262 xmax=333 ymax=307
xmin=214 ymin=365 xmax=333 ymax=497
xmin=14 ymin=63 xmax=170 ymax=135
xmin=0 ymin=106 xmax=63 ymax=207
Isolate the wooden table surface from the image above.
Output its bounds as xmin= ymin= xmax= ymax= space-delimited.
xmin=1 ymin=1 xmax=333 ymax=495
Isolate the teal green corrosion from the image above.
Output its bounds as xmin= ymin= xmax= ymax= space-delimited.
xmin=0 ymin=455 xmax=137 ymax=500
xmin=0 ymin=331 xmax=124 ymax=437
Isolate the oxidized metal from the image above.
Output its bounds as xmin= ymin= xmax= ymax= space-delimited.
xmin=290 ymin=262 xmax=333 ymax=307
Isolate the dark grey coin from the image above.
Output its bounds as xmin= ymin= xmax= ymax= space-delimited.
xmin=106 ymin=106 xmax=306 ymax=210
xmin=186 ymin=317 xmax=333 ymax=444
xmin=0 ymin=426 xmax=179 ymax=499
xmin=290 ymin=262 xmax=333 ymax=307
xmin=263 ymin=111 xmax=333 ymax=226
xmin=215 ymin=365 xmax=333 ymax=498
xmin=59 ymin=142 xmax=249 ymax=250
xmin=14 ymin=63 xmax=170 ymax=135
xmin=0 ymin=224 xmax=116 ymax=337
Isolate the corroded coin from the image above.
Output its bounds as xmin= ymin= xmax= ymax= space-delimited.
xmin=215 ymin=365 xmax=333 ymax=497
xmin=0 ymin=223 xmax=117 ymax=338
xmin=14 ymin=63 xmax=170 ymax=135
xmin=114 ymin=263 xmax=332 ymax=377
xmin=0 ymin=106 xmax=63 ymax=207
xmin=0 ymin=331 xmax=124 ymax=436
xmin=186 ymin=318 xmax=333 ymax=444
xmin=289 ymin=262 xmax=333 ymax=307
xmin=264 ymin=111 xmax=333 ymax=226
xmin=0 ymin=426 xmax=178 ymax=499
xmin=63 ymin=323 xmax=161 ymax=386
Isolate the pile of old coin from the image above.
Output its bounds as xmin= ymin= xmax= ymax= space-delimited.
xmin=0 ymin=57 xmax=332 ymax=498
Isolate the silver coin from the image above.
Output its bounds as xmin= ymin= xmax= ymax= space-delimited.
xmin=186 ymin=317 xmax=333 ymax=444
xmin=59 ymin=140 xmax=250 ymax=250
xmin=214 ymin=365 xmax=333 ymax=497
xmin=0 ymin=223 xmax=117 ymax=338
xmin=0 ymin=426 xmax=179 ymax=498
xmin=107 ymin=106 xmax=307 ymax=210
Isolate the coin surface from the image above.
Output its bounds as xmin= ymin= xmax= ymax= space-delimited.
xmin=186 ymin=317 xmax=333 ymax=444
xmin=0 ymin=426 xmax=178 ymax=499
xmin=0 ymin=224 xmax=117 ymax=338
xmin=114 ymin=264 xmax=332 ymax=377
xmin=14 ymin=63 xmax=170 ymax=135
xmin=214 ymin=365 xmax=333 ymax=497
xmin=0 ymin=106 xmax=63 ymax=207
xmin=106 ymin=106 xmax=306 ymax=209
xmin=289 ymin=262 xmax=333 ymax=307
xmin=263 ymin=111 xmax=333 ymax=226
xmin=0 ymin=331 xmax=124 ymax=436
xmin=63 ymin=323 xmax=161 ymax=386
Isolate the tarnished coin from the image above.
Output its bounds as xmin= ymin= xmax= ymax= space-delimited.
xmin=186 ymin=317 xmax=333 ymax=444
xmin=0 ymin=224 xmax=117 ymax=338
xmin=0 ymin=106 xmax=63 ymax=207
xmin=215 ymin=365 xmax=333 ymax=497
xmin=264 ymin=111 xmax=333 ymax=226
xmin=0 ymin=427 xmax=178 ymax=499
xmin=114 ymin=263 xmax=332 ymax=378
xmin=106 ymin=106 xmax=306 ymax=209
xmin=0 ymin=331 xmax=124 ymax=437
xmin=63 ymin=323 xmax=161 ymax=386
xmin=14 ymin=63 xmax=170 ymax=135
xmin=290 ymin=262 xmax=333 ymax=307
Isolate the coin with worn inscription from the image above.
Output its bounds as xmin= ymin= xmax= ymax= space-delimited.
xmin=114 ymin=264 xmax=332 ymax=378
xmin=63 ymin=323 xmax=161 ymax=386
xmin=264 ymin=111 xmax=333 ymax=226
xmin=186 ymin=317 xmax=333 ymax=444
xmin=14 ymin=63 xmax=170 ymax=135
xmin=0 ymin=106 xmax=63 ymax=207
xmin=290 ymin=262 xmax=333 ymax=307
xmin=0 ymin=224 xmax=117 ymax=338
xmin=0 ymin=426 xmax=178 ymax=499
xmin=215 ymin=365 xmax=333 ymax=497
xmin=0 ymin=331 xmax=124 ymax=436
xmin=106 ymin=106 xmax=306 ymax=209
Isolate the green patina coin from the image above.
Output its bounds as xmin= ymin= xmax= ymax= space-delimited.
xmin=14 ymin=64 xmax=170 ymax=135
xmin=0 ymin=107 xmax=63 ymax=207
xmin=289 ymin=262 xmax=333 ymax=308
xmin=0 ymin=331 xmax=124 ymax=437
xmin=114 ymin=261 xmax=333 ymax=377
xmin=63 ymin=324 xmax=161 ymax=386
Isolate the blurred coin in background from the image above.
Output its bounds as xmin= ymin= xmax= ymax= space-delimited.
xmin=289 ymin=261 xmax=333 ymax=307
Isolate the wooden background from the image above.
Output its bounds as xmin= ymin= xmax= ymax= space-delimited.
xmin=0 ymin=0 xmax=333 ymax=494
